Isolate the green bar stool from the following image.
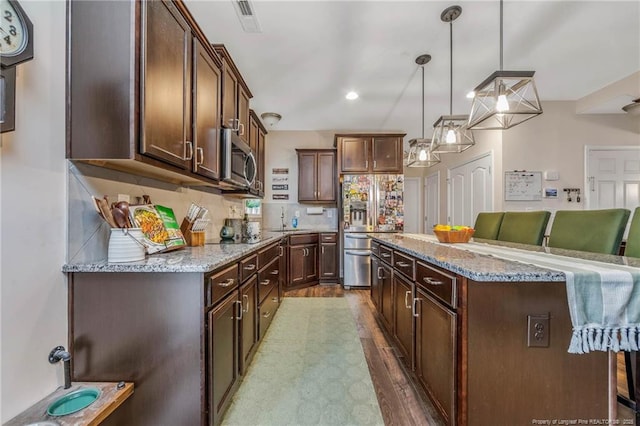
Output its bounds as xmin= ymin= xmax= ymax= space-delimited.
xmin=623 ymin=207 xmax=640 ymax=258
xmin=547 ymin=208 xmax=631 ymax=254
xmin=496 ymin=211 xmax=551 ymax=246
xmin=472 ymin=212 xmax=504 ymax=240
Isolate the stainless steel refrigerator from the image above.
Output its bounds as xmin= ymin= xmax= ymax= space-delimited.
xmin=340 ymin=174 xmax=404 ymax=288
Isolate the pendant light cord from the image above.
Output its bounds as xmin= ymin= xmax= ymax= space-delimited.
xmin=421 ymin=64 xmax=425 ymax=138
xmin=499 ymin=0 xmax=503 ymax=71
xmin=449 ymin=20 xmax=453 ymax=115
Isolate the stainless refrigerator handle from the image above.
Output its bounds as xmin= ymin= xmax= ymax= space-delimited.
xmin=345 ymin=234 xmax=370 ymax=239
xmin=345 ymin=250 xmax=371 ymax=256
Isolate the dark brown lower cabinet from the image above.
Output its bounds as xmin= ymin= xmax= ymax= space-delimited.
xmin=392 ymin=273 xmax=414 ymax=367
xmin=370 ymin=255 xmax=382 ymax=309
xmin=319 ymin=233 xmax=338 ymax=282
xmin=379 ymin=262 xmax=394 ymax=332
xmin=208 ymin=290 xmax=240 ymax=426
xmin=287 ymin=235 xmax=319 ymax=289
xmin=239 ymin=275 xmax=258 ymax=374
xmin=415 ymin=286 xmax=456 ymax=425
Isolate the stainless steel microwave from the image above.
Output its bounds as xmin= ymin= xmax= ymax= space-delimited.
xmin=221 ymin=128 xmax=256 ymax=188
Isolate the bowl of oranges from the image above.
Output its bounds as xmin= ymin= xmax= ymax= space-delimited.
xmin=433 ymin=224 xmax=475 ymax=243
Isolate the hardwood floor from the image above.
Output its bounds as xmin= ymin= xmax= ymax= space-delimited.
xmin=284 ymin=284 xmax=444 ymax=426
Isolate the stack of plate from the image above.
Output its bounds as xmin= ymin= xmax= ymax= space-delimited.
xmin=108 ymin=228 xmax=146 ymax=262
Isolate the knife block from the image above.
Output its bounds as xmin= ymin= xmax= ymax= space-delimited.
xmin=181 ymin=218 xmax=205 ymax=247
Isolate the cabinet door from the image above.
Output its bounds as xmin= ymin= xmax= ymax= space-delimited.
xmin=380 ymin=264 xmax=393 ymax=332
xmin=370 ymin=256 xmax=382 ymax=310
xmin=393 ymin=273 xmax=414 ymax=367
xmin=193 ymin=39 xmax=221 ymax=180
xmin=415 ymin=287 xmax=456 ymax=425
xmin=238 ymin=86 xmax=250 ymax=144
xmin=221 ymin=58 xmax=238 ymax=130
xmin=240 ymin=276 xmax=257 ymax=375
xmin=208 ymin=292 xmax=240 ymax=425
xmin=372 ymin=136 xmax=403 ymax=173
xmin=340 ymin=137 xmax=369 ymax=173
xmin=258 ymin=128 xmax=266 ymax=196
xmin=298 ymin=152 xmax=318 ymax=202
xmin=141 ymin=0 xmax=191 ymax=169
xmin=320 ymin=243 xmax=337 ymax=279
xmin=304 ymin=244 xmax=318 ymax=282
xmin=317 ymin=151 xmax=336 ymax=202
xmin=288 ymin=246 xmax=306 ymax=286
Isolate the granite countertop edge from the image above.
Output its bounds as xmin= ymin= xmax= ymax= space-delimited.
xmin=370 ymin=233 xmax=568 ymax=283
xmin=63 ymin=229 xmax=339 ymax=274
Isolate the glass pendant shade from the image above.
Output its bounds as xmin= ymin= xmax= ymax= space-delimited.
xmin=431 ymin=115 xmax=475 ymax=154
xmin=468 ymin=70 xmax=542 ymax=130
xmin=407 ymin=138 xmax=440 ymax=167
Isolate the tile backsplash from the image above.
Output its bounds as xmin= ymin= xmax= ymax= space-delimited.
xmin=262 ymin=203 xmax=338 ymax=231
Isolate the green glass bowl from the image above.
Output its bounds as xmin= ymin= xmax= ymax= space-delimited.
xmin=47 ymin=387 xmax=101 ymax=417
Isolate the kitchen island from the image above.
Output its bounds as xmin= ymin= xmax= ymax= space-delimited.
xmin=369 ymin=233 xmax=639 ymax=426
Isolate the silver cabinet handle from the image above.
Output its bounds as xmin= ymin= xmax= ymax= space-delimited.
xmin=405 ymin=290 xmax=411 ymax=309
xmin=322 ymin=246 xmax=325 ymax=254
xmin=260 ymin=279 xmax=270 ymax=286
xmin=365 ymin=160 xmax=369 ymax=169
xmin=397 ymin=261 xmax=410 ymax=268
xmin=381 ymin=253 xmax=391 ymax=258
xmin=185 ymin=141 xmax=193 ymax=160
xmin=272 ymin=297 xmax=278 ymax=303
xmin=373 ymin=160 xmax=377 ymax=168
xmin=377 ymin=267 xmax=384 ymax=279
xmin=270 ymin=270 xmax=279 ymax=275
xmin=423 ymin=277 xmax=444 ymax=286
xmin=215 ymin=278 xmax=235 ymax=287
xmin=279 ymin=246 xmax=284 ymax=256
xmin=243 ymin=264 xmax=256 ymax=271
xmin=242 ymin=294 xmax=249 ymax=313
xmin=196 ymin=147 xmax=204 ymax=165
xmin=263 ymin=311 xmax=271 ymax=318
xmin=236 ymin=300 xmax=243 ymax=321
xmin=413 ymin=298 xmax=419 ymax=318
xmin=238 ymin=122 xmax=245 ymax=136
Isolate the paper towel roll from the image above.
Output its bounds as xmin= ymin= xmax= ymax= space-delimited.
xmin=306 ymin=207 xmax=324 ymax=215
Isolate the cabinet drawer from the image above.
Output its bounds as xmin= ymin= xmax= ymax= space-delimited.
xmin=320 ymin=233 xmax=337 ymax=243
xmin=257 ymin=243 xmax=279 ymax=269
xmin=416 ymin=261 xmax=457 ymax=308
xmin=240 ymin=254 xmax=258 ymax=283
xmin=393 ymin=250 xmax=415 ymax=281
xmin=379 ymin=244 xmax=393 ymax=264
xmin=207 ymin=264 xmax=239 ymax=306
xmin=259 ymin=285 xmax=279 ymax=339
xmin=371 ymin=240 xmax=380 ymax=257
xmin=289 ymin=233 xmax=318 ymax=246
xmin=257 ymin=257 xmax=279 ymax=304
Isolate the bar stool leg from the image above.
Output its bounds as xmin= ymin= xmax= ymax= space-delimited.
xmin=609 ymin=350 xmax=618 ymax=422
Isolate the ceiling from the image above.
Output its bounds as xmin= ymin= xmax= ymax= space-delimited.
xmin=184 ymin=0 xmax=640 ymax=137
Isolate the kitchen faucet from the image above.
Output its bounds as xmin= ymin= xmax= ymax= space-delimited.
xmin=49 ymin=345 xmax=72 ymax=389
xmin=280 ymin=207 xmax=286 ymax=231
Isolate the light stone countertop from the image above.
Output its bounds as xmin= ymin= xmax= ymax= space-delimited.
xmin=63 ymin=230 xmax=338 ymax=274
xmin=371 ymin=233 xmax=640 ymax=283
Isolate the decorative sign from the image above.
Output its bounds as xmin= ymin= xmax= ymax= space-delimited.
xmin=272 ymin=184 xmax=288 ymax=191
xmin=272 ymin=194 xmax=289 ymax=200
xmin=505 ymin=171 xmax=543 ymax=201
xmin=272 ymin=168 xmax=289 ymax=174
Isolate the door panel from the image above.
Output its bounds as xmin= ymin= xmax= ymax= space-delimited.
xmin=393 ymin=274 xmax=414 ymax=367
xmin=372 ymin=137 xmax=402 ymax=172
xmin=317 ymin=152 xmax=336 ymax=201
xmin=404 ymin=177 xmax=421 ymax=233
xmin=588 ymin=148 xmax=640 ymax=211
xmin=341 ymin=137 xmax=369 ymax=172
xmin=448 ymin=153 xmax=492 ymax=227
xmin=298 ymin=153 xmax=317 ymax=201
xmin=425 ymin=172 xmax=440 ymax=234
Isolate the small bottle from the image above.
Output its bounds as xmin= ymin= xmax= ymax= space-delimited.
xmin=291 ymin=217 xmax=298 ymax=229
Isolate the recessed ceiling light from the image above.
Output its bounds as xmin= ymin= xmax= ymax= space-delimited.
xmin=345 ymin=91 xmax=359 ymax=100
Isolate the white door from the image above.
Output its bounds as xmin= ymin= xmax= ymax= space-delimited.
xmin=424 ymin=171 xmax=440 ymax=234
xmin=448 ymin=153 xmax=493 ymax=226
xmin=403 ymin=177 xmax=421 ymax=233
xmin=586 ymin=147 xmax=640 ymax=210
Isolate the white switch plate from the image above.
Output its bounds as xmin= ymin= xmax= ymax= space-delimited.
xmin=117 ymin=194 xmax=130 ymax=203
xmin=327 ymin=210 xmax=333 ymax=218
xmin=544 ymin=170 xmax=559 ymax=181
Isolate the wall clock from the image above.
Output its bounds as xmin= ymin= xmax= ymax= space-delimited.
xmin=0 ymin=0 xmax=34 ymax=68
xmin=0 ymin=0 xmax=33 ymax=133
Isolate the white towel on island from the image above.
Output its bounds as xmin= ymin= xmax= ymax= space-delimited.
xmin=409 ymin=236 xmax=640 ymax=354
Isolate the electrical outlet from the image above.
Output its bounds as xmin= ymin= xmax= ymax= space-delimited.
xmin=327 ymin=210 xmax=333 ymax=218
xmin=527 ymin=314 xmax=550 ymax=347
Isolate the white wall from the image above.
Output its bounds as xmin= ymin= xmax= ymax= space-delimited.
xmin=1 ymin=1 xmax=68 ymax=421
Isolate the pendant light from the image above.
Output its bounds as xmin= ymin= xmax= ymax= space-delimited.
xmin=431 ymin=5 xmax=475 ymax=154
xmin=467 ymin=0 xmax=542 ymax=130
xmin=407 ymin=54 xmax=441 ymax=168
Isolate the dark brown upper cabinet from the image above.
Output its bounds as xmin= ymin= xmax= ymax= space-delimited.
xmin=213 ymin=44 xmax=252 ymax=146
xmin=192 ymin=38 xmax=222 ymax=180
xmin=296 ymin=149 xmax=337 ymax=204
xmin=335 ymin=134 xmax=406 ymax=174
xmin=67 ymin=0 xmax=225 ymax=187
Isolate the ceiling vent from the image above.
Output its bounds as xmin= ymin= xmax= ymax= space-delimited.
xmin=232 ymin=0 xmax=262 ymax=33
xmin=622 ymin=98 xmax=640 ymax=116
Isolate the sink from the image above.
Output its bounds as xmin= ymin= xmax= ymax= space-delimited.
xmin=266 ymin=228 xmax=311 ymax=232
xmin=47 ymin=387 xmax=101 ymax=417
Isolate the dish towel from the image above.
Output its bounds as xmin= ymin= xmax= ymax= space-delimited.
xmin=406 ymin=235 xmax=640 ymax=354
